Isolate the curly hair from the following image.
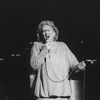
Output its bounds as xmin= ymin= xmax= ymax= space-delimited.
xmin=37 ymin=20 xmax=59 ymax=42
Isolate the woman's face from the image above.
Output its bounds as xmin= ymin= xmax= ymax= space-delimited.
xmin=42 ymin=25 xmax=56 ymax=43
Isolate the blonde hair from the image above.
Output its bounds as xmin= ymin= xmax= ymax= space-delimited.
xmin=37 ymin=20 xmax=59 ymax=42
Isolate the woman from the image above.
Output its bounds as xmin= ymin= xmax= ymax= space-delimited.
xmin=30 ymin=20 xmax=85 ymax=100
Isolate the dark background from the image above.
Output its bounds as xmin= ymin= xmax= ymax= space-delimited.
xmin=0 ymin=0 xmax=100 ymax=100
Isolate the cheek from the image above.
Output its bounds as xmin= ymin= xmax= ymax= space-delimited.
xmin=42 ymin=32 xmax=45 ymax=36
xmin=52 ymin=32 xmax=56 ymax=37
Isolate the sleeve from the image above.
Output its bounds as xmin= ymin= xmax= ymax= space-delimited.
xmin=30 ymin=42 xmax=48 ymax=70
xmin=64 ymin=43 xmax=79 ymax=70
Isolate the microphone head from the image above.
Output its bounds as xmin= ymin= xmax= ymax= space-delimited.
xmin=85 ymin=59 xmax=97 ymax=64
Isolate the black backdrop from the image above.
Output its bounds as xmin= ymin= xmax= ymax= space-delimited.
xmin=0 ymin=0 xmax=100 ymax=100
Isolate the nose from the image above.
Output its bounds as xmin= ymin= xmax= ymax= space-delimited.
xmin=44 ymin=31 xmax=49 ymax=35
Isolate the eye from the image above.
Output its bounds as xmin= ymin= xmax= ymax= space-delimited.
xmin=42 ymin=30 xmax=46 ymax=33
xmin=48 ymin=30 xmax=50 ymax=32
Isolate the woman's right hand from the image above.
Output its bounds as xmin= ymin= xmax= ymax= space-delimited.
xmin=45 ymin=42 xmax=51 ymax=50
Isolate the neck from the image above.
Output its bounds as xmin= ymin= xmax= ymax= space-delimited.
xmin=47 ymin=40 xmax=55 ymax=44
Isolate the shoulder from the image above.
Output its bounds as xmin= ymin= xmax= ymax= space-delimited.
xmin=33 ymin=41 xmax=44 ymax=47
xmin=58 ymin=41 xmax=68 ymax=47
xmin=33 ymin=41 xmax=41 ymax=45
xmin=58 ymin=41 xmax=71 ymax=52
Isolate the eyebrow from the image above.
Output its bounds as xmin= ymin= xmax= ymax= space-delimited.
xmin=43 ymin=29 xmax=50 ymax=31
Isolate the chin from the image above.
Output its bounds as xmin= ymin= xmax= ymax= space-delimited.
xmin=46 ymin=40 xmax=49 ymax=43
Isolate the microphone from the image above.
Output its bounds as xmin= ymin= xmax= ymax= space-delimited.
xmin=39 ymin=45 xmax=45 ymax=52
xmin=48 ymin=49 xmax=51 ymax=53
xmin=85 ymin=59 xmax=97 ymax=64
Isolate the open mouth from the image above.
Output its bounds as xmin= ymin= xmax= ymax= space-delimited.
xmin=45 ymin=35 xmax=50 ymax=40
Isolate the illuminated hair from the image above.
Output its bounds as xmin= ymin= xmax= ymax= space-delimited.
xmin=37 ymin=20 xmax=59 ymax=42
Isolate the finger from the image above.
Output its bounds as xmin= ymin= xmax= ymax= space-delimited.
xmin=81 ymin=61 xmax=86 ymax=67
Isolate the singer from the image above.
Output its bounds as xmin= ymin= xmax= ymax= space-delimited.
xmin=30 ymin=20 xmax=86 ymax=100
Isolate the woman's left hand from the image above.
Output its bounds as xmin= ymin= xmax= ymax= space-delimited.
xmin=78 ymin=61 xmax=86 ymax=70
